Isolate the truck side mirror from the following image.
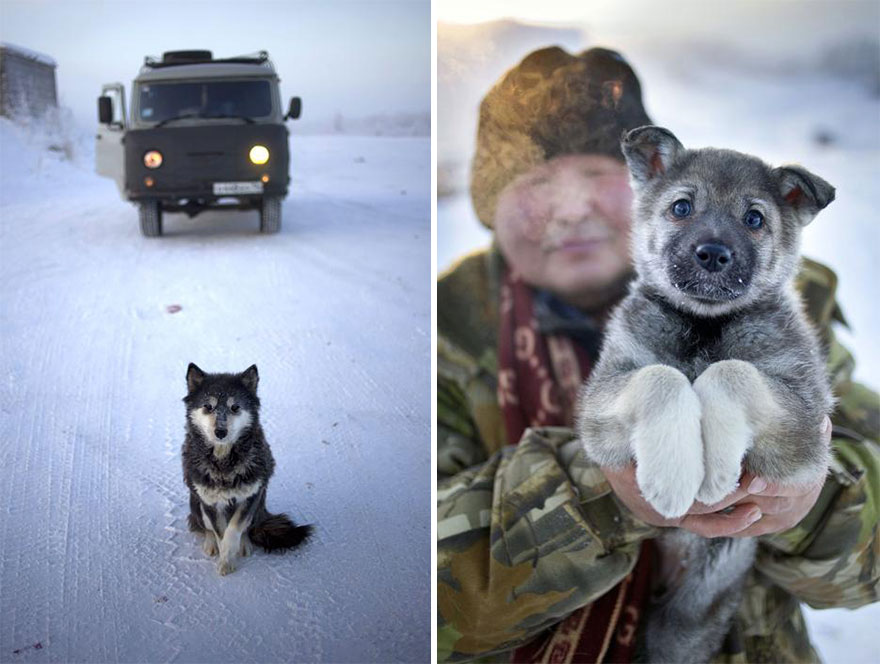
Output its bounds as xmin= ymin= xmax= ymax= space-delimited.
xmin=286 ymin=97 xmax=302 ymax=121
xmin=98 ymin=96 xmax=113 ymax=125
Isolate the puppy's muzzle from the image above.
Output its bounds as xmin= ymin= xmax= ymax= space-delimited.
xmin=214 ymin=428 xmax=228 ymax=439
xmin=694 ymin=243 xmax=733 ymax=273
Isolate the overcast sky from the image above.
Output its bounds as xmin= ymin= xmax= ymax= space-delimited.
xmin=1 ymin=0 xmax=429 ymax=129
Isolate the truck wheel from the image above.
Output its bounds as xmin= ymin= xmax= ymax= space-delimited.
xmin=139 ymin=200 xmax=163 ymax=237
xmin=260 ymin=196 xmax=282 ymax=233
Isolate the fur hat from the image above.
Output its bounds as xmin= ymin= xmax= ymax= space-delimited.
xmin=470 ymin=46 xmax=652 ymax=228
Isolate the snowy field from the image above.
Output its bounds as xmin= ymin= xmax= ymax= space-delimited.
xmin=437 ymin=12 xmax=880 ymax=663
xmin=0 ymin=120 xmax=430 ymax=662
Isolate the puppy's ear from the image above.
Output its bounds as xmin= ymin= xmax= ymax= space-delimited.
xmin=240 ymin=364 xmax=259 ymax=395
xmin=186 ymin=363 xmax=206 ymax=393
xmin=621 ymin=125 xmax=684 ymax=186
xmin=773 ymin=165 xmax=835 ymax=226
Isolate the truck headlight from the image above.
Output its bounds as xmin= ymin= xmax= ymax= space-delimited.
xmin=249 ymin=145 xmax=269 ymax=165
xmin=143 ymin=150 xmax=163 ymax=169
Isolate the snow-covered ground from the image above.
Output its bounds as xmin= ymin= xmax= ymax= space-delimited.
xmin=0 ymin=118 xmax=430 ymax=662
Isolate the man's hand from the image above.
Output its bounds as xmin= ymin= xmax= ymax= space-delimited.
xmin=601 ymin=416 xmax=831 ymax=538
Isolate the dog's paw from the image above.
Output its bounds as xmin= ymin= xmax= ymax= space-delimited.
xmin=694 ymin=362 xmax=755 ymax=505
xmin=202 ymin=533 xmax=218 ymax=557
xmin=639 ymin=469 xmax=702 ymax=519
xmin=217 ymin=558 xmax=236 ymax=576
xmin=631 ymin=366 xmax=704 ymax=519
xmin=239 ymin=535 xmax=253 ymax=558
xmin=696 ymin=463 xmax=742 ymax=505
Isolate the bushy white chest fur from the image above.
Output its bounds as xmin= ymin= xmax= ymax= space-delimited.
xmin=194 ymin=480 xmax=263 ymax=507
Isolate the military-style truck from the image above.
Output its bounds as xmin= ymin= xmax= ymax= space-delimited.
xmin=96 ymin=50 xmax=300 ymax=236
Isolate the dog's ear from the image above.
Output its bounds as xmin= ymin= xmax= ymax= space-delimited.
xmin=186 ymin=363 xmax=206 ymax=393
xmin=620 ymin=125 xmax=684 ymax=186
xmin=240 ymin=364 xmax=259 ymax=395
xmin=773 ymin=165 xmax=835 ymax=226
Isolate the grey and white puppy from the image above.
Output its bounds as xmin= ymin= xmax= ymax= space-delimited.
xmin=577 ymin=126 xmax=834 ymax=662
xmin=182 ymin=363 xmax=312 ymax=575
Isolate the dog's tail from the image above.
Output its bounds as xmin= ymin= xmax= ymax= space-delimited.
xmin=249 ymin=512 xmax=313 ymax=552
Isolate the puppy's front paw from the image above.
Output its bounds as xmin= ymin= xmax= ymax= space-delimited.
xmin=639 ymin=466 xmax=702 ymax=519
xmin=202 ymin=533 xmax=218 ymax=557
xmin=631 ymin=366 xmax=704 ymax=519
xmin=697 ymin=461 xmax=740 ymax=505
xmin=694 ymin=362 xmax=755 ymax=505
xmin=218 ymin=558 xmax=236 ymax=576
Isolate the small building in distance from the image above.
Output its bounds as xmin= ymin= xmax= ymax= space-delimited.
xmin=0 ymin=42 xmax=58 ymax=119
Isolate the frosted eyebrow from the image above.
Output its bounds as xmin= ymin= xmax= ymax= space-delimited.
xmin=227 ymin=397 xmax=235 ymax=407
xmin=208 ymin=396 xmax=218 ymax=407
xmin=667 ymin=186 xmax=697 ymax=201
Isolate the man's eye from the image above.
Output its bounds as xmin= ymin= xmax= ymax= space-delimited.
xmin=231 ymin=405 xmax=240 ymax=413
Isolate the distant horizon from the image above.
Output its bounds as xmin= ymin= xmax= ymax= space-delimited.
xmin=0 ymin=0 xmax=429 ymax=130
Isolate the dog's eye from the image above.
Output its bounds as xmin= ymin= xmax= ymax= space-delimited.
xmin=671 ymin=199 xmax=691 ymax=218
xmin=744 ymin=210 xmax=764 ymax=229
xmin=203 ymin=405 xmax=213 ymax=413
xmin=231 ymin=405 xmax=240 ymax=413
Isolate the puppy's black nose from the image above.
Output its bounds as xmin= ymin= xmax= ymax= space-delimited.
xmin=694 ymin=243 xmax=732 ymax=272
xmin=214 ymin=428 xmax=228 ymax=439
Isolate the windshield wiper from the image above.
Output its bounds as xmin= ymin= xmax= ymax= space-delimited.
xmin=202 ymin=113 xmax=255 ymax=124
xmin=153 ymin=112 xmax=206 ymax=128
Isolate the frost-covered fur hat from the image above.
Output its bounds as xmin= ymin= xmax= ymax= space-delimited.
xmin=471 ymin=46 xmax=652 ymax=228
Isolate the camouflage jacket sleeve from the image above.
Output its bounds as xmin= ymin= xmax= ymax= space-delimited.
xmin=437 ymin=427 xmax=656 ymax=661
xmin=755 ymin=329 xmax=880 ymax=609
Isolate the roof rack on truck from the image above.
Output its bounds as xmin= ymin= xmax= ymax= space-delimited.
xmin=142 ymin=50 xmax=270 ymax=69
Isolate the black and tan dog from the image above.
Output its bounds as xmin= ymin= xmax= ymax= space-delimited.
xmin=578 ymin=126 xmax=835 ymax=662
xmin=182 ymin=363 xmax=311 ymax=575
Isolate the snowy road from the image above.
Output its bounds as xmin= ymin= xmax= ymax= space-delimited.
xmin=0 ymin=126 xmax=431 ymax=662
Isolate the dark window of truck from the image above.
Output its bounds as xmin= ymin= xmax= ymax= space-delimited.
xmin=138 ymin=80 xmax=273 ymax=122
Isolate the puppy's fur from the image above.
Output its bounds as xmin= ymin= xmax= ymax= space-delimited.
xmin=182 ymin=363 xmax=312 ymax=575
xmin=577 ymin=127 xmax=834 ymax=662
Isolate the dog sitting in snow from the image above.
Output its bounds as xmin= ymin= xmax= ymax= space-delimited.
xmin=182 ymin=363 xmax=311 ymax=575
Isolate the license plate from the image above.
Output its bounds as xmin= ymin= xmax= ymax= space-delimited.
xmin=213 ymin=181 xmax=263 ymax=195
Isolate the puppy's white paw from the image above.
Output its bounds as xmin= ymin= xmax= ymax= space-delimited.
xmin=694 ymin=362 xmax=754 ymax=506
xmin=696 ymin=460 xmax=742 ymax=505
xmin=638 ymin=465 xmax=702 ymax=519
xmin=217 ymin=558 xmax=236 ymax=576
xmin=631 ymin=366 xmax=704 ymax=519
xmin=202 ymin=532 xmax=218 ymax=557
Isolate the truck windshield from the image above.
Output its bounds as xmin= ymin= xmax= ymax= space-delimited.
xmin=138 ymin=80 xmax=273 ymax=123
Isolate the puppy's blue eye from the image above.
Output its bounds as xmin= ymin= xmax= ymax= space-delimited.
xmin=231 ymin=405 xmax=240 ymax=413
xmin=671 ymin=199 xmax=691 ymax=218
xmin=744 ymin=210 xmax=764 ymax=229
xmin=203 ymin=405 xmax=213 ymax=413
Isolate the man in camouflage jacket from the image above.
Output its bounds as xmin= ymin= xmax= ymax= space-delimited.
xmin=438 ymin=47 xmax=879 ymax=663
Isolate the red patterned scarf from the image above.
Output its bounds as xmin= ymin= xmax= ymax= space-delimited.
xmin=498 ymin=268 xmax=653 ymax=664
xmin=497 ymin=270 xmax=593 ymax=436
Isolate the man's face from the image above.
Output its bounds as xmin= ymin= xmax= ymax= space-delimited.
xmin=494 ymin=154 xmax=633 ymax=304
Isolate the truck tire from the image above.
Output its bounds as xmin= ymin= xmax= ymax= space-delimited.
xmin=260 ymin=196 xmax=282 ymax=234
xmin=139 ymin=200 xmax=163 ymax=237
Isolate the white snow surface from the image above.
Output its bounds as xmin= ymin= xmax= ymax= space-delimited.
xmin=0 ymin=119 xmax=430 ymax=662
